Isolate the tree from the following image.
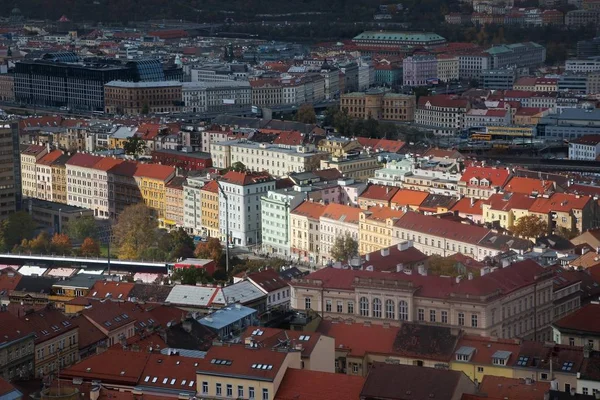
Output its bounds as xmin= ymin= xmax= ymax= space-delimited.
xmin=171 ymin=266 xmax=212 ymax=285
xmin=296 ymin=103 xmax=317 ymax=124
xmin=227 ymin=161 xmax=247 ymax=173
xmin=427 ymin=255 xmax=459 ymax=277
xmin=0 ymin=211 xmax=36 ymax=251
xmin=50 ymin=233 xmax=72 ymax=255
xmin=167 ymin=228 xmax=195 ymax=261
xmin=65 ymin=216 xmax=98 ymax=242
xmin=511 ymin=215 xmax=547 ymax=239
xmin=330 ymin=233 xmax=359 ymax=262
xmin=194 ymin=238 xmax=223 ymax=263
xmin=141 ymin=103 xmax=150 ymax=115
xmin=556 ymin=226 xmax=578 ymax=240
xmin=113 ymin=203 xmax=158 ymax=260
xmin=19 ymin=231 xmax=51 ymax=254
xmin=123 ymin=136 xmax=146 ymax=159
xmin=80 ymin=237 xmax=101 ymax=257
xmin=333 ymin=107 xmax=352 ymax=135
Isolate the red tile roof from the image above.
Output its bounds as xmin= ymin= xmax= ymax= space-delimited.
xmin=390 ymin=189 xmax=429 ymax=208
xmin=221 ymin=171 xmax=273 ymax=186
xmin=93 ymin=157 xmax=124 ymax=172
xmin=201 ymin=180 xmax=219 ymax=194
xmin=273 ymin=130 xmax=305 ymax=146
xmin=66 ymin=153 xmax=104 ymax=168
xmin=418 ymin=95 xmax=469 ymax=109
xmin=0 ymin=267 xmax=22 ymax=293
xmin=37 ymin=150 xmax=63 ymax=166
xmin=553 ymin=302 xmax=600 ymax=334
xmin=291 ymin=201 xmax=327 ymax=220
xmin=61 ymin=349 xmax=149 ymax=385
xmin=82 ymin=300 xmax=137 ymax=332
xmin=87 ymin=281 xmax=135 ymax=300
xmin=479 ymin=376 xmax=549 ymax=400
xmin=196 ymin=345 xmax=288 ymax=381
xmin=455 ymin=335 xmax=521 ymax=365
xmin=423 ymin=148 xmax=464 ymax=159
xmin=275 ymin=368 xmax=365 ymax=400
xmin=0 ymin=312 xmax=35 ymax=343
xmin=133 ymin=163 xmax=175 ymax=181
xmin=460 ymin=166 xmax=511 ymax=187
xmin=242 ymin=326 xmax=322 ymax=358
xmin=71 ymin=314 xmax=106 ymax=350
xmin=316 ymin=320 xmax=399 ymax=357
xmin=530 ymin=193 xmax=591 ymax=213
xmin=572 ymin=134 xmax=600 ymax=146
xmin=503 ymin=177 xmax=554 ymax=195
xmin=450 ymin=198 xmax=485 ymax=216
xmin=246 ymin=268 xmax=289 ymax=293
xmin=21 ymin=307 xmax=77 ymax=344
xmin=363 ymin=206 xmax=405 ymax=222
xmin=359 ymin=184 xmax=400 ymax=203
xmin=394 ymin=212 xmax=489 ymax=245
xmin=485 ymin=193 xmax=537 ymax=211
xmin=362 ymin=244 xmax=428 ymax=272
xmin=21 ymin=144 xmax=47 ymax=156
xmin=373 ymin=139 xmax=406 ymax=153
xmin=321 ymin=203 xmax=361 ymax=224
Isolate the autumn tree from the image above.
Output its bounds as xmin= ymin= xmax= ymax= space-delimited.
xmin=65 ymin=216 xmax=98 ymax=241
xmin=50 ymin=233 xmax=72 ymax=255
xmin=165 ymin=228 xmax=195 ymax=261
xmin=113 ymin=203 xmax=157 ymax=260
xmin=427 ymin=255 xmax=459 ymax=277
xmin=226 ymin=161 xmax=247 ymax=173
xmin=123 ymin=136 xmax=146 ymax=159
xmin=0 ymin=211 xmax=36 ymax=251
xmin=80 ymin=237 xmax=101 ymax=257
xmin=296 ymin=103 xmax=317 ymax=124
xmin=18 ymin=231 xmax=51 ymax=254
xmin=194 ymin=238 xmax=223 ymax=263
xmin=330 ymin=233 xmax=359 ymax=262
xmin=511 ymin=215 xmax=547 ymax=239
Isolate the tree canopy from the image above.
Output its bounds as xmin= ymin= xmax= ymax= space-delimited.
xmin=194 ymin=238 xmax=223 ymax=264
xmin=330 ymin=233 xmax=359 ymax=262
xmin=123 ymin=136 xmax=146 ymax=159
xmin=0 ymin=211 xmax=36 ymax=251
xmin=65 ymin=216 xmax=98 ymax=241
xmin=296 ymin=103 xmax=317 ymax=124
xmin=113 ymin=203 xmax=157 ymax=260
xmin=511 ymin=215 xmax=547 ymax=239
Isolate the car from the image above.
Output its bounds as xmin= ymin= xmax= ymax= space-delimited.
xmin=227 ymin=243 xmax=235 ymax=249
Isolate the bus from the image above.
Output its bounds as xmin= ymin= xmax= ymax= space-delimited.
xmin=470 ymin=133 xmax=492 ymax=141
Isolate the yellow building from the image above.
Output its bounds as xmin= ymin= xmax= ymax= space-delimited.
xmin=359 ymin=207 xmax=404 ymax=254
xmin=450 ymin=335 xmax=520 ymax=382
xmin=290 ymin=201 xmax=327 ymax=264
xmin=317 ymin=137 xmax=361 ymax=157
xmin=320 ymin=155 xmax=381 ymax=181
xmin=487 ymin=125 xmax=536 ymax=138
xmin=201 ymin=180 xmax=220 ymax=238
xmin=133 ymin=164 xmax=176 ymax=225
xmin=195 ymin=345 xmax=301 ymax=400
xmin=50 ymin=153 xmax=70 ymax=204
xmin=482 ymin=193 xmax=537 ymax=231
xmin=165 ymin=176 xmax=185 ymax=230
xmin=107 ymin=127 xmax=138 ymax=150
xmin=20 ymin=144 xmax=47 ymax=198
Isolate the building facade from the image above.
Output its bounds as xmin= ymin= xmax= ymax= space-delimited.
xmin=104 ymin=81 xmax=182 ymax=115
xmin=340 ymin=91 xmax=416 ymax=121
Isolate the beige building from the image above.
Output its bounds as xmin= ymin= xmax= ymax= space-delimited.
xmin=0 ymin=314 xmax=35 ymax=381
xmin=317 ymin=137 xmax=362 ymax=157
xmin=291 ymin=258 xmax=555 ymax=340
xmin=165 ymin=176 xmax=185 ymax=230
xmin=21 ymin=144 xmax=48 ymax=199
xmin=437 ymin=55 xmax=460 ymax=82
xmin=340 ymin=90 xmax=416 ymax=121
xmin=0 ymin=123 xmax=19 ymax=218
xmin=320 ymin=155 xmax=381 ymax=181
xmin=35 ymin=150 xmax=63 ymax=202
xmin=50 ymin=153 xmax=71 ymax=204
xmin=529 ymin=193 xmax=598 ymax=235
xmin=250 ymin=79 xmax=283 ymax=107
xmin=0 ymin=74 xmax=15 ymax=102
xmin=359 ymin=207 xmax=404 ymax=254
xmin=104 ymin=81 xmax=183 ymax=115
xmin=290 ymin=201 xmax=326 ymax=264
xmin=319 ymin=203 xmax=361 ymax=264
xmin=201 ymin=180 xmax=220 ymax=239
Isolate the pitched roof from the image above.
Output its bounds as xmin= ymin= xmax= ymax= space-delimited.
xmin=275 ymin=369 xmax=365 ymax=400
xmin=200 ymin=180 xmax=219 ymax=194
xmin=321 ymin=203 xmax=361 ymax=225
xmin=530 ymin=193 xmax=591 ymax=213
xmin=82 ymin=300 xmax=137 ymax=332
xmin=0 ymin=268 xmax=22 ymax=294
xmin=87 ymin=281 xmax=135 ymax=300
xmin=359 ymin=184 xmax=400 ymax=202
xmin=243 ymin=326 xmax=324 ymax=358
xmin=66 ymin=153 xmax=103 ymax=168
xmin=316 ymin=320 xmax=399 ymax=357
xmin=450 ymin=197 xmax=485 ymax=216
xmin=394 ymin=212 xmax=489 ymax=245
xmin=37 ymin=149 xmax=63 ymax=166
xmin=0 ymin=312 xmax=35 ymax=344
xmin=273 ymin=130 xmax=305 ymax=146
xmin=418 ymin=94 xmax=470 ymax=109
xmin=361 ymin=362 xmax=467 ymax=400
xmin=246 ymin=268 xmax=289 ymax=293
xmin=479 ymin=376 xmax=549 ymax=400
xmin=61 ymin=349 xmax=149 ymax=385
xmin=21 ymin=307 xmax=77 ymax=344
xmin=390 ymin=189 xmax=429 ymax=208
xmin=553 ymin=302 xmax=600 ymax=335
xmin=21 ymin=144 xmax=46 ymax=156
xmin=419 ymin=193 xmax=458 ymax=212
xmin=423 ymin=148 xmax=464 ymax=159
xmin=392 ymin=323 xmax=461 ymax=362
xmin=93 ymin=157 xmax=124 ymax=172
xmin=221 ymin=171 xmax=273 ymax=186
xmin=373 ymin=138 xmax=406 ymax=153
xmin=0 ymin=376 xmax=21 ymax=399
xmin=196 ymin=345 xmax=288 ymax=381
xmin=71 ymin=314 xmax=106 ymax=350
xmin=503 ymin=177 xmax=554 ymax=195
xmin=570 ymin=251 xmax=600 ymax=270
xmin=363 ymin=206 xmax=405 ymax=222
xmin=290 ymin=201 xmax=327 ymax=220
xmin=485 ymin=193 xmax=537 ymax=211
xmin=460 ymin=166 xmax=511 ymax=187
xmin=361 ymin=244 xmax=428 ymax=272
xmin=133 ymin=163 xmax=175 ymax=181
xmin=572 ymin=135 xmax=600 ymax=146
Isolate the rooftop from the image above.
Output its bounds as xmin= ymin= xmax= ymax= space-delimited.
xmin=199 ymin=304 xmax=257 ymax=330
xmin=275 ymin=368 xmax=365 ymax=400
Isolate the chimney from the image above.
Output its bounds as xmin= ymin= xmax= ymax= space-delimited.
xmin=470 ymin=197 xmax=474 ymax=207
xmin=468 ymin=272 xmax=474 ymax=280
xmin=182 ymin=320 xmax=192 ymax=333
xmin=584 ymin=344 xmax=591 ymax=358
xmin=418 ymin=265 xmax=427 ymax=276
xmin=396 ymin=263 xmax=404 ymax=273
xmin=570 ymin=388 xmax=576 ymax=396
xmin=365 ymin=254 xmax=370 ymax=261
xmin=380 ymin=248 xmax=390 ymax=257
xmin=525 ymin=377 xmax=533 ymax=385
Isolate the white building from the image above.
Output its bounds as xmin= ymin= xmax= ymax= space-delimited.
xmin=183 ymin=175 xmax=210 ymax=236
xmin=568 ymin=135 xmax=600 ymax=161
xmin=415 ymin=96 xmax=470 ymax=135
xmin=458 ymin=54 xmax=491 ymax=80
xmin=65 ymin=153 xmax=103 ymax=213
xmin=219 ymin=171 xmax=275 ymax=246
xmin=261 ymin=188 xmax=305 ymax=257
xmin=565 ymin=59 xmax=600 ymax=74
xmin=319 ymin=203 xmax=361 ymax=264
xmin=245 ymin=268 xmax=291 ymax=310
xmin=182 ymin=81 xmax=252 ymax=113
xmin=369 ymin=158 xmax=414 ymax=187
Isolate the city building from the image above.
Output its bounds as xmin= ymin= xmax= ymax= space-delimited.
xmin=0 ymin=123 xmax=21 ymax=217
xmin=201 ymin=180 xmax=220 ymax=239
xmin=457 ymin=166 xmax=511 ymax=200
xmin=437 ymin=55 xmax=460 ymax=82
xmin=250 ymin=79 xmax=282 ymax=106
xmin=219 ymin=171 xmax=275 ymax=246
xmin=538 ymin=108 xmax=600 ymax=140
xmin=182 ymin=175 xmax=207 ymax=236
xmin=104 ymin=81 xmax=182 ymax=115
xmin=566 ymin=59 xmax=600 ymax=73
xmin=569 ymin=135 xmax=600 ymax=161
xmin=35 ymin=150 xmax=63 ymax=202
xmin=261 ymin=188 xmax=304 ymax=257
xmin=485 ymin=42 xmax=547 ymax=69
xmin=108 ymin=160 xmax=140 ymax=217
xmin=21 ymin=144 xmax=48 ymax=199
xmin=415 ymin=95 xmax=470 ymax=135
xmin=340 ymin=90 xmax=416 ymax=121
xmin=359 ymin=207 xmax=404 ymax=254
xmin=133 ymin=164 xmax=176 ymax=224
xmin=65 ymin=153 xmax=103 ymax=212
xmin=320 ymin=155 xmax=381 ymax=181
xmin=0 ymin=74 xmax=15 ymax=103
xmin=529 ymin=192 xmax=597 ymax=234
xmin=552 ymin=303 xmax=600 ymax=349
xmin=457 ymin=53 xmax=491 ymax=80
xmin=481 ymin=69 xmax=517 ymax=90
xmin=352 ymin=31 xmax=447 ymax=49
xmin=565 ymin=9 xmax=600 ymax=26
xmin=190 ymin=63 xmax=249 ymax=82
xmin=290 ymin=201 xmax=327 ymax=263
xmin=182 ymin=81 xmax=252 ymax=113
xmin=319 ymin=203 xmax=361 ymax=264
xmin=244 ymin=269 xmax=291 ymax=311
xmin=151 ymin=149 xmax=212 ymax=171
xmin=165 ymin=176 xmax=185 ymax=230
xmin=0 ymin=313 xmax=35 ymax=381
xmin=403 ymin=55 xmax=438 ymax=87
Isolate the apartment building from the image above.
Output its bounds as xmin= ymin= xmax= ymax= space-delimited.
xmin=415 ymin=95 xmax=470 ymax=135
xmin=200 ymin=180 xmax=220 ymax=239
xmin=250 ymin=79 xmax=283 ymax=107
xmin=50 ymin=153 xmax=71 ymax=205
xmin=108 ymin=160 xmax=140 ymax=217
xmin=482 ymin=193 xmax=537 ymax=231
xmin=340 ymin=90 xmax=416 ymax=121
xmin=320 ymin=203 xmax=361 ymax=264
xmin=183 ymin=175 xmax=207 ymax=236
xmin=290 ymin=201 xmax=327 ymax=264
xmin=21 ymin=308 xmax=79 ymax=378
xmin=165 ymin=177 xmax=185 ymax=230
xmin=34 ymin=150 xmax=62 ymax=202
xmin=359 ymin=207 xmax=404 ymax=254
xmin=569 ymin=135 xmax=600 ymax=161
xmin=21 ymin=144 xmax=48 ymax=199
xmin=182 ymin=81 xmax=252 ymax=113
xmin=292 ymin=259 xmax=554 ymax=340
xmin=219 ymin=171 xmax=275 ymax=246
xmin=133 ymin=163 xmax=176 ymax=224
xmin=211 ymin=140 xmax=327 ymax=177
xmin=0 ymin=123 xmax=20 ymax=218
xmin=403 ymin=55 xmax=438 ymax=87
xmin=104 ymin=81 xmax=182 ymax=115
xmin=281 ymin=74 xmax=326 ymax=105
xmin=91 ymin=157 xmax=123 ymax=219
xmin=261 ymin=189 xmax=304 ymax=257
xmin=65 ymin=153 xmax=103 ymax=211
xmin=457 ymin=166 xmax=511 ymax=200
xmin=485 ymin=42 xmax=546 ymax=69
xmin=529 ymin=192 xmax=597 ymax=234
xmin=320 ymin=155 xmax=381 ymax=181
xmin=0 ymin=313 xmax=35 ymax=381
xmin=457 ymin=53 xmax=491 ymax=80
xmin=437 ymin=55 xmax=460 ymax=82
xmin=392 ymin=212 xmax=532 ymax=261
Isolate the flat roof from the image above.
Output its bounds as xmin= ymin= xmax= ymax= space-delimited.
xmin=199 ymin=304 xmax=257 ymax=330
xmin=105 ymin=80 xmax=182 ymax=88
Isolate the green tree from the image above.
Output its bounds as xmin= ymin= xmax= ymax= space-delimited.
xmin=227 ymin=161 xmax=247 ymax=173
xmin=65 ymin=216 xmax=98 ymax=242
xmin=427 ymin=255 xmax=459 ymax=277
xmin=0 ymin=211 xmax=36 ymax=251
xmin=123 ymin=136 xmax=146 ymax=159
xmin=141 ymin=103 xmax=150 ymax=115
xmin=511 ymin=215 xmax=547 ymax=239
xmin=171 ymin=266 xmax=212 ymax=285
xmin=168 ymin=228 xmax=195 ymax=261
xmin=194 ymin=238 xmax=223 ymax=263
xmin=113 ymin=203 xmax=157 ymax=260
xmin=330 ymin=233 xmax=359 ymax=262
xmin=333 ymin=107 xmax=352 ymax=135
xmin=556 ymin=226 xmax=578 ymax=240
xmin=19 ymin=231 xmax=52 ymax=254
xmin=296 ymin=103 xmax=317 ymax=124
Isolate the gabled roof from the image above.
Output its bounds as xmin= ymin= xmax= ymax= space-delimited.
xmin=290 ymin=201 xmax=327 ymax=220
xmin=82 ymin=300 xmax=137 ymax=332
xmin=87 ymin=281 xmax=135 ymax=300
xmin=93 ymin=157 xmax=124 ymax=172
xmin=196 ymin=345 xmax=288 ymax=381
xmin=485 ymin=193 xmax=537 ymax=211
xmin=316 ymin=320 xmax=399 ymax=357
xmin=392 ymin=323 xmax=461 ymax=362
xmin=21 ymin=307 xmax=77 ymax=344
xmin=359 ymin=184 xmax=399 ymax=202
xmin=133 ymin=163 xmax=175 ymax=181
xmin=362 ymin=206 xmax=404 ymax=222
xmin=0 ymin=312 xmax=35 ymax=344
xmin=321 ymin=203 xmax=361 ymax=224
xmin=21 ymin=144 xmax=46 ymax=157
xmin=553 ymin=302 xmax=600 ymax=335
xmin=450 ymin=197 xmax=485 ymax=216
xmin=66 ymin=153 xmax=103 ymax=169
xmin=460 ymin=166 xmax=511 ymax=187
xmin=37 ymin=149 xmax=63 ymax=166
xmin=530 ymin=193 xmax=591 ymax=213
xmin=165 ymin=285 xmax=224 ymax=307
xmin=504 ymin=176 xmax=554 ymax=195
xmin=273 ymin=130 xmax=305 ymax=146
xmin=71 ymin=314 xmax=106 ymax=350
xmin=275 ymin=369 xmax=365 ymax=400
xmin=479 ymin=376 xmax=549 ymax=400
xmin=246 ymin=268 xmax=289 ymax=294
xmin=390 ymin=189 xmax=429 ymax=208
xmin=221 ymin=171 xmax=273 ymax=186
xmin=200 ymin=180 xmax=219 ymax=194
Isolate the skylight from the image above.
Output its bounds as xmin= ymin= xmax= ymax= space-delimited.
xmin=517 ymin=356 xmax=529 ymax=366
xmin=144 ymin=376 xmax=150 ymax=382
xmin=152 ymin=377 xmax=157 ymax=383
xmin=189 ymin=381 xmax=195 ymax=387
xmin=299 ymin=335 xmax=311 ymax=341
xmin=562 ymin=362 xmax=574 ymax=371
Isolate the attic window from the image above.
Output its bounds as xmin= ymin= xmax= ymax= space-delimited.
xmin=562 ymin=362 xmax=574 ymax=371
xmin=252 ymin=329 xmax=264 ymax=336
xmin=92 ymin=291 xmax=97 ymax=296
xmin=170 ymin=378 xmax=176 ymax=385
xmin=181 ymin=380 xmax=187 ymax=386
xmin=140 ymin=322 xmax=146 ymax=328
xmin=104 ymin=321 xmax=112 ymax=327
xmin=118 ymin=294 xmax=123 ymax=299
xmin=517 ymin=356 xmax=529 ymax=366
xmin=144 ymin=376 xmax=150 ymax=382
xmin=120 ymin=371 xmax=125 ymax=376
xmin=299 ymin=335 xmax=311 ymax=341
xmin=86 ymin=368 xmax=92 ymax=372
xmin=152 ymin=377 xmax=158 ymax=383
xmin=41 ymin=330 xmax=49 ymax=335
xmin=189 ymin=381 xmax=195 ymax=387
xmin=162 ymin=378 xmax=168 ymax=384
xmin=114 ymin=317 xmax=122 ymax=322
xmin=62 ymin=321 xmax=71 ymax=327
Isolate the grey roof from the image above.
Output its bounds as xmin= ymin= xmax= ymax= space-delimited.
xmin=456 ymin=346 xmax=476 ymax=356
xmin=198 ymin=304 xmax=257 ymax=330
xmin=160 ymin=348 xmax=207 ymax=358
xmin=105 ymin=80 xmax=182 ymax=88
xmin=165 ymin=285 xmax=226 ymax=307
xmin=492 ymin=350 xmax=513 ymax=359
xmin=57 ymin=273 xmax=102 ymax=289
xmin=222 ymin=280 xmax=266 ymax=305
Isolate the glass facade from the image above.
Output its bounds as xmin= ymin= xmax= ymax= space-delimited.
xmin=128 ymin=59 xmax=165 ymax=82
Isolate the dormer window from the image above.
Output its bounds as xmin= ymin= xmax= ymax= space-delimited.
xmin=455 ymin=346 xmax=475 ymax=362
xmin=470 ymin=178 xmax=479 ymax=186
xmin=492 ymin=350 xmax=512 ymax=366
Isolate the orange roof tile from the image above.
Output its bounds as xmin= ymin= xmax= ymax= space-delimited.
xmin=479 ymin=376 xmax=549 ymax=400
xmin=485 ymin=193 xmax=537 ymax=211
xmin=201 ymin=180 xmax=219 ymax=193
xmin=37 ymin=150 xmax=63 ymax=166
xmin=359 ymin=184 xmax=400 ymax=202
xmin=93 ymin=157 xmax=124 ymax=172
xmin=291 ymin=201 xmax=327 ymax=220
xmin=87 ymin=281 xmax=135 ymax=300
xmin=390 ymin=189 xmax=429 ymax=208
xmin=221 ymin=171 xmax=273 ymax=186
xmin=316 ymin=320 xmax=399 ymax=357
xmin=460 ymin=166 xmax=511 ymax=188
xmin=503 ymin=176 xmax=554 ymax=195
xmin=133 ymin=163 xmax=175 ymax=181
xmin=450 ymin=198 xmax=485 ymax=216
xmin=363 ymin=206 xmax=404 ymax=222
xmin=455 ymin=335 xmax=521 ymax=366
xmin=275 ymin=369 xmax=365 ymax=400
xmin=321 ymin=203 xmax=361 ymax=224
xmin=529 ymin=193 xmax=591 ymax=213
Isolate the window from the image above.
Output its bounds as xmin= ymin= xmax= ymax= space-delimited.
xmin=359 ymin=297 xmax=369 ymax=317
xmin=238 ymin=386 xmax=244 ymax=398
xmin=541 ymin=373 xmax=548 ymax=380
xmin=569 ymin=337 xmax=575 ymax=346
xmin=216 ymin=383 xmax=222 ymax=396
xmin=477 ymin=367 xmax=484 ymax=373
xmin=458 ymin=313 xmax=465 ymax=326
xmin=348 ymin=301 xmax=354 ymax=314
xmin=325 ymin=300 xmax=332 ymax=312
xmin=430 ymin=310 xmax=436 ymax=322
xmin=226 ymin=384 xmax=233 ymax=397
xmin=337 ymin=301 xmax=343 ymax=313
xmin=418 ymin=308 xmax=424 ymax=321
xmin=583 ymin=388 xmax=589 ymax=395
xmin=372 ymin=298 xmax=382 ymax=318
xmin=441 ymin=311 xmax=448 ymax=324
xmin=249 ymin=387 xmax=255 ymax=399
xmin=385 ymin=300 xmax=395 ymax=319
xmin=471 ymin=314 xmax=478 ymax=328
xmin=399 ymin=300 xmax=408 ymax=320
xmin=262 ymin=388 xmax=269 ymax=400
xmin=305 ymin=297 xmax=311 ymax=310
xmin=352 ymin=364 xmax=359 ymax=373
xmin=493 ymin=358 xmax=506 ymax=366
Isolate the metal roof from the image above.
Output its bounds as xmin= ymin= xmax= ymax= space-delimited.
xmin=492 ymin=350 xmax=513 ymax=359
xmin=222 ymin=280 xmax=266 ymax=304
xmin=456 ymin=346 xmax=476 ymax=356
xmin=198 ymin=304 xmax=257 ymax=330
xmin=165 ymin=285 xmax=225 ymax=307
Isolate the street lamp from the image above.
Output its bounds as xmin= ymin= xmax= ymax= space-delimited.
xmin=215 ymin=179 xmax=230 ymax=274
xmin=58 ymin=208 xmax=62 ymax=234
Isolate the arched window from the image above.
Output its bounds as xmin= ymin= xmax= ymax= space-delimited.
xmin=385 ymin=300 xmax=395 ymax=319
xmin=399 ymin=300 xmax=409 ymax=321
xmin=372 ymin=298 xmax=382 ymax=318
xmin=359 ymin=297 xmax=369 ymax=317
